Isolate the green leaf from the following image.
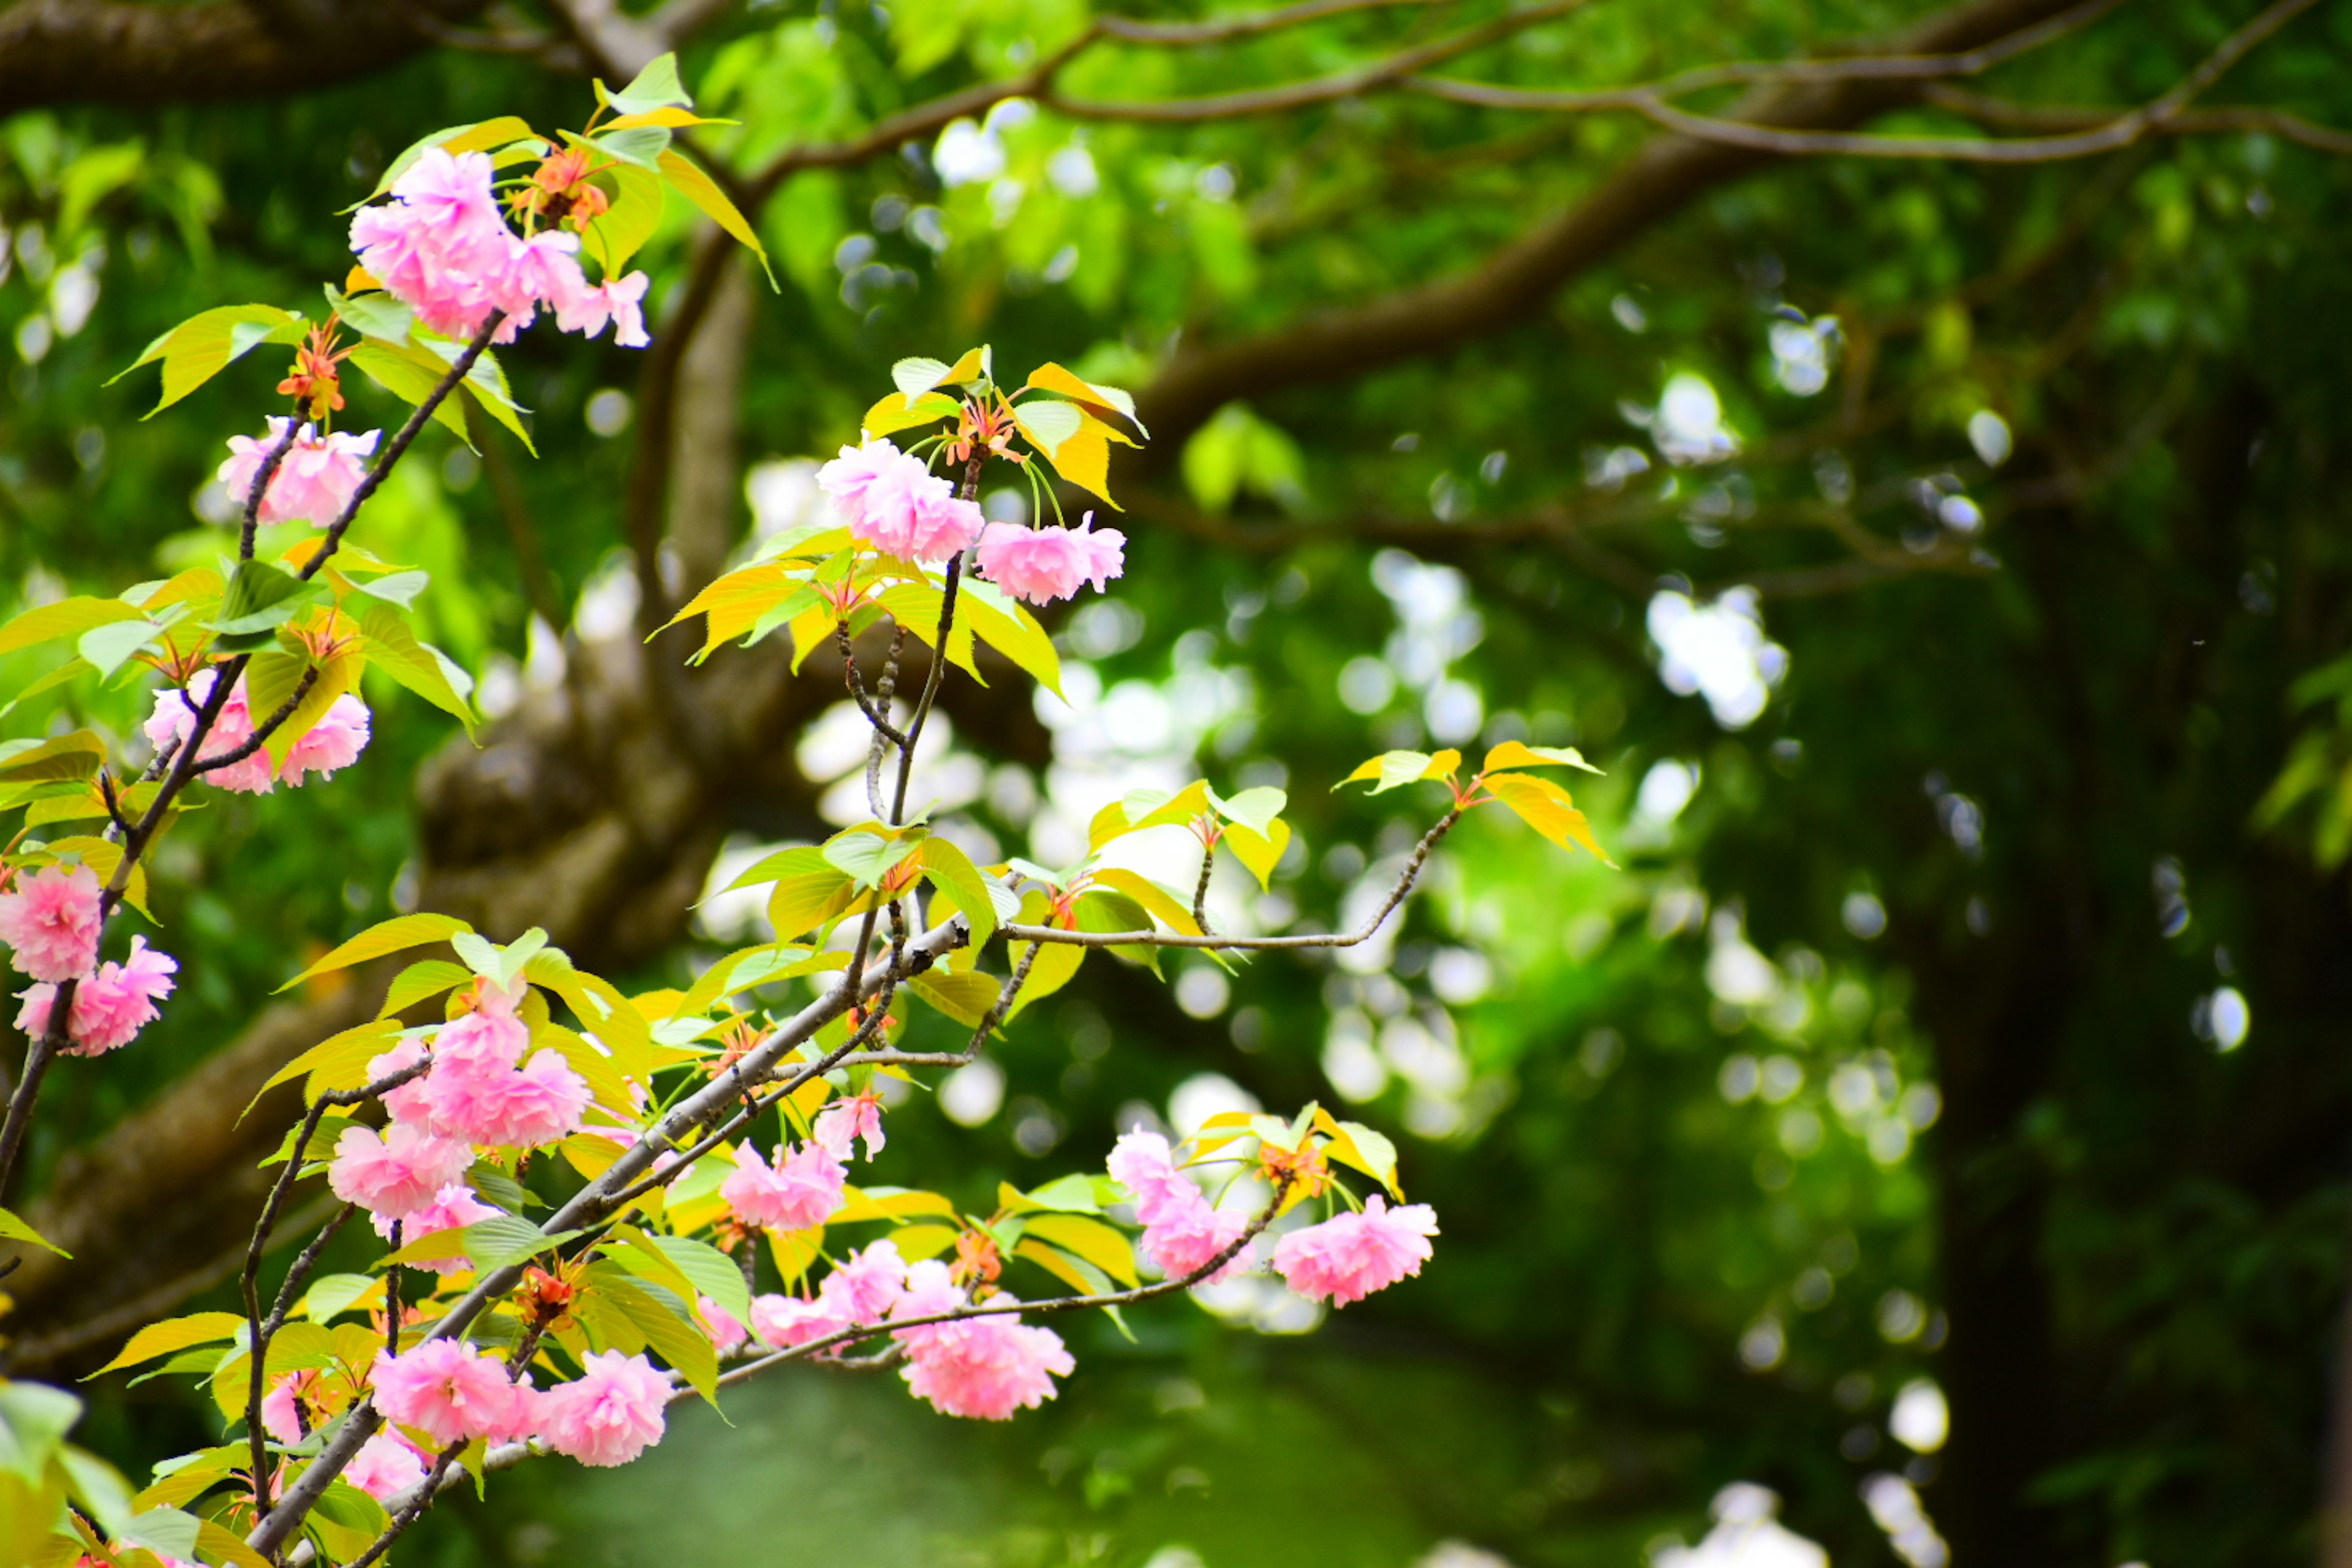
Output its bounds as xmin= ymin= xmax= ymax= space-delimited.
xmin=823 ymin=827 xmax=918 ymax=891
xmin=1481 ymin=740 xmax=1603 ymax=776
xmin=657 ymin=149 xmax=774 ymax=285
xmin=1209 ymin=785 xmax=1286 ymax=835
xmin=276 ymin=912 xmax=471 ymax=993
xmin=1022 ymin=1213 xmax=1140 ymax=1286
xmin=892 ymin=356 xmax=954 ymax=399
xmin=960 ymin=581 xmax=1062 ymax=697
xmin=1336 ymin=748 xmax=1460 ymax=795
xmin=325 ymin=284 xmax=413 ymax=345
xmin=0 ymin=731 xmax=105 ymax=786
xmin=380 ymin=958 xmax=471 ymax=1018
xmin=0 ymin=1207 xmax=67 ymax=1257
xmin=582 ymin=1264 xmax=719 ymax=1404
xmin=108 ymin=304 xmax=304 ymax=415
xmin=381 ymin=1215 xmax=573 ymax=1272
xmin=249 ymin=1017 xmax=402 ymax=1112
xmin=592 ymin=125 xmax=673 ymax=170
xmin=647 ymin=1234 xmax=752 ymax=1325
xmin=353 ymin=569 xmax=429 ymax=608
xmin=90 ymin=1314 xmax=245 ymax=1378
xmin=74 ymin=617 xmax=162 ymax=681
xmin=1074 ymin=888 xmax=1159 ymax=971
xmin=1223 ymin=818 xmax=1291 ymax=892
xmin=905 ymin=969 xmax=1004 ymax=1028
xmin=366 ymin=116 xmax=543 ymax=201
xmin=1012 ymin=398 xmax=1082 ymax=455
xmin=347 ymin=339 xmax=472 ymax=445
xmin=357 ymin=603 xmax=478 ymax=735
xmin=601 ymin=52 xmax=695 ymax=117
xmin=576 ymin=161 xmax=666 ymax=278
xmin=0 ymin=597 xmax=143 ymax=660
xmin=917 ymin=836 xmax=998 ymax=949
xmin=209 ymin=560 xmax=325 ymax=644
xmin=119 ymin=1507 xmax=203 ymax=1561
xmin=298 ymin=1273 xmax=381 ymax=1324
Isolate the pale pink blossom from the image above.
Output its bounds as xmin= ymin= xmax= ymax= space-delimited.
xmin=279 ymin=694 xmax=371 ymax=783
xmin=892 ymin=1257 xmax=963 ymax=1322
xmin=261 ymin=1370 xmax=326 ymax=1444
xmin=816 ymin=440 xmax=914 ymax=530
xmin=720 ymin=1140 xmax=845 ymax=1231
xmin=328 ymin=1121 xmax=472 ymax=1220
xmin=1270 ymin=1194 xmax=1438 ymax=1307
xmin=0 ymin=865 xmax=101 ymax=982
xmin=749 ymin=1292 xmax=845 ymax=1349
xmin=816 ymin=1239 xmax=908 ymax=1324
xmin=344 ymin=1430 xmax=428 ymax=1502
xmin=538 ymin=1350 xmax=669 ymax=1468
xmin=143 ymin=671 xmax=273 ymax=795
xmin=812 ymin=1091 xmax=887 ymax=1161
xmin=412 ymin=1049 xmax=589 ymax=1150
xmin=699 ymin=1294 xmax=748 ymax=1354
xmin=351 ymin=149 xmax=510 ymax=339
xmin=368 ymin=1182 xmax=499 ymax=1275
xmin=369 ymin=1038 xmax=435 ymax=1126
xmin=895 ymin=1294 xmax=1074 ymax=1421
xmin=554 ymin=270 xmax=651 ymax=348
xmin=371 ymin=1339 xmax=538 ymax=1446
xmin=28 ymin=937 xmax=179 ymax=1057
xmin=434 ymin=979 xmax=530 ymax=1067
xmin=490 ymin=230 xmax=586 ymax=342
xmin=973 ymin=513 xmax=1126 ymax=605
xmin=219 ymin=418 xmax=379 ymax=528
xmin=1109 ymin=1131 xmax=1248 ymax=1284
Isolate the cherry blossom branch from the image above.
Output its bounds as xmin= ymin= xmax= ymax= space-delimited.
xmin=247 ymin=916 xmax=971 ymax=1553
xmin=241 ymin=1061 xmax=432 ymax=1509
xmin=1006 ymin=809 xmax=1462 ymax=950
xmin=238 ymin=418 xmax=303 ymax=562
xmin=298 ymin=314 xmax=504 ymax=584
xmin=190 ymin=666 xmax=318 ymax=780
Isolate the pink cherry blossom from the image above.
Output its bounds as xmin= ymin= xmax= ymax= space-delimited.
xmin=369 ymin=1038 xmax=435 ymax=1126
xmin=1108 ymin=1131 xmax=1250 ymax=1284
xmin=973 ymin=513 xmax=1126 ymax=605
xmin=344 ymin=1430 xmax=428 ymax=1502
xmin=554 ymin=271 xmax=651 ymax=347
xmin=538 ymin=1350 xmax=669 ymax=1468
xmin=219 ymin=418 xmax=379 ymax=528
xmin=699 ymin=1294 xmax=749 ymax=1354
xmin=749 ymin=1292 xmax=845 ymax=1349
xmin=328 ymin=1121 xmax=473 ymax=1220
xmin=371 ymin=1338 xmax=538 ymax=1446
xmin=261 ymin=1369 xmax=326 ymax=1444
xmin=812 ymin=1091 xmax=887 ymax=1161
xmin=490 ymin=230 xmax=587 ymax=342
xmin=350 ymin=149 xmax=511 ymax=339
xmin=815 ymin=440 xmax=982 ymax=564
xmin=434 ymin=979 xmax=530 ymax=1067
xmin=892 ymin=1257 xmax=963 ymax=1322
xmin=369 ymin=1182 xmax=499 ymax=1275
xmin=144 ymin=671 xmax=274 ymax=795
xmin=896 ymin=1305 xmax=1074 ymax=1421
xmin=412 ymin=1049 xmax=589 ymax=1149
xmin=279 ymin=694 xmax=371 ymax=784
xmin=1270 ymin=1194 xmax=1439 ymax=1307
xmin=0 ymin=865 xmax=101 ymax=982
xmin=816 ymin=440 xmax=914 ymax=530
xmin=24 ymin=937 xmax=181 ymax=1057
xmin=720 ymin=1139 xmax=845 ymax=1231
xmin=817 ymin=1239 xmax=908 ymax=1324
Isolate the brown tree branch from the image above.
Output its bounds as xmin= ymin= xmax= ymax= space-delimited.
xmin=0 ymin=0 xmax=490 ymax=115
xmin=1119 ymin=0 xmax=2173 ymax=455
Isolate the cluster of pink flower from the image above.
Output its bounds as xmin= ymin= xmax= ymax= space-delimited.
xmin=1109 ymin=1131 xmax=1250 ymax=1283
xmin=218 ymin=419 xmax=380 ymax=528
xmin=326 ymin=978 xmax=591 ymax=1256
xmin=0 ymin=866 xmax=176 ymax=1057
xmin=143 ymin=668 xmax=371 ymax=797
xmin=354 ymin=1337 xmax=671 ymax=1487
xmin=1108 ymin=1131 xmax=1440 ymax=1308
xmin=351 ymin=147 xmax=650 ymax=350
xmin=817 ymin=438 xmax=1127 ymax=605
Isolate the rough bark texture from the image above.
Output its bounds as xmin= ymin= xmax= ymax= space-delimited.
xmin=0 ymin=0 xmax=489 ymax=115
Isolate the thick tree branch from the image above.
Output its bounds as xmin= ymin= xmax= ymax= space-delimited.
xmin=1124 ymin=0 xmax=2132 ymax=454
xmin=0 ymin=0 xmax=489 ymax=115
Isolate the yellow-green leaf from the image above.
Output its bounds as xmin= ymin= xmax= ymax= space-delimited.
xmin=91 ymin=1313 xmax=246 ymax=1378
xmin=1486 ymin=772 xmax=1615 ymax=865
xmin=1481 ymin=740 xmax=1603 ymax=776
xmin=277 ymin=913 xmax=470 ymax=993
xmin=0 ymin=1205 xmax=68 ymax=1257
xmin=657 ymin=149 xmax=772 ymax=285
